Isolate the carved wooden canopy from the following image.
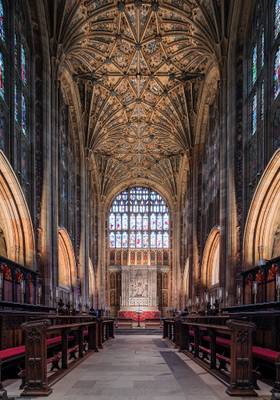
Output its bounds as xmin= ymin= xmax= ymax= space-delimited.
xmin=58 ymin=0 xmax=220 ymax=198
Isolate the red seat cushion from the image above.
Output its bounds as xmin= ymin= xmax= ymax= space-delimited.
xmin=47 ymin=336 xmax=62 ymax=346
xmin=216 ymin=337 xmax=231 ymax=347
xmin=253 ymin=346 xmax=280 ymax=363
xmin=201 ymin=336 xmax=230 ymax=347
xmin=0 ymin=345 xmax=25 ymax=361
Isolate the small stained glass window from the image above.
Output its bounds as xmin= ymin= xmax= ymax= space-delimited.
xmin=150 ymin=232 xmax=156 ymax=248
xmin=157 ymin=214 xmax=162 ymax=230
xmin=21 ymin=94 xmax=27 ymax=134
xmin=116 ymin=232 xmax=122 ymax=248
xmin=143 ymin=232 xmax=149 ymax=248
xmin=157 ymin=233 xmax=162 ymax=248
xmin=116 ymin=214 xmax=121 ymax=230
xmin=274 ymin=48 xmax=280 ymax=98
xmin=136 ymin=214 xmax=142 ymax=230
xmin=260 ymin=30 xmax=264 ymax=67
xmin=0 ymin=52 xmax=4 ymax=99
xmin=14 ymin=84 xmax=18 ymax=122
xmin=252 ymin=93 xmax=257 ymax=135
xmin=252 ymin=45 xmax=257 ymax=86
xmin=109 ymin=213 xmax=115 ymax=230
xmin=130 ymin=232 xmax=136 ymax=248
xmin=143 ymin=214 xmax=148 ymax=230
xmin=163 ymin=213 xmax=169 ymax=230
xmin=130 ymin=214 xmax=136 ymax=230
xmin=150 ymin=213 xmax=156 ymax=230
xmin=0 ymin=0 xmax=4 ymax=41
xmin=122 ymin=232 xmax=128 ymax=248
xmin=136 ymin=232 xmax=142 ymax=248
xmin=21 ymin=45 xmax=27 ymax=85
xmin=122 ymin=213 xmax=128 ymax=230
xmin=163 ymin=232 xmax=169 ymax=248
xmin=275 ymin=0 xmax=280 ymax=38
xmin=110 ymin=232 xmax=115 ymax=248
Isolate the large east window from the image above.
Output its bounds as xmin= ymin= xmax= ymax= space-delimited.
xmin=109 ymin=187 xmax=169 ymax=249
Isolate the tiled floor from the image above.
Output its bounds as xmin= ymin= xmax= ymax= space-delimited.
xmin=6 ymin=334 xmax=272 ymax=399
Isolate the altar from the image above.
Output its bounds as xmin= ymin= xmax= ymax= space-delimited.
xmin=119 ymin=265 xmax=160 ymax=321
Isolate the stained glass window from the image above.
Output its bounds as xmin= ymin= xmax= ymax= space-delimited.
xmin=21 ymin=45 xmax=27 ymax=84
xmin=130 ymin=214 xmax=136 ymax=230
xmin=122 ymin=213 xmax=128 ymax=230
xmin=143 ymin=214 xmax=148 ymax=230
xmin=143 ymin=232 xmax=149 ymax=248
xmin=252 ymin=45 xmax=257 ymax=86
xmin=122 ymin=232 xmax=128 ymax=248
xmin=14 ymin=84 xmax=18 ymax=122
xmin=0 ymin=52 xmax=4 ymax=99
xmin=163 ymin=232 xmax=169 ymax=248
xmin=157 ymin=233 xmax=162 ymax=248
xmin=252 ymin=93 xmax=257 ymax=135
xmin=130 ymin=232 xmax=136 ymax=248
xmin=116 ymin=232 xmax=121 ymax=248
xmin=260 ymin=30 xmax=264 ymax=67
xmin=116 ymin=214 xmax=121 ymax=230
xmin=157 ymin=215 xmax=162 ymax=230
xmin=260 ymin=82 xmax=264 ymax=120
xmin=109 ymin=187 xmax=170 ymax=249
xmin=275 ymin=0 xmax=280 ymax=38
xmin=136 ymin=214 xmax=142 ymax=230
xmin=109 ymin=213 xmax=115 ymax=230
xmin=136 ymin=232 xmax=142 ymax=248
xmin=150 ymin=213 xmax=156 ymax=230
xmin=14 ymin=33 xmax=18 ymax=66
xmin=163 ymin=213 xmax=169 ymax=230
xmin=21 ymin=94 xmax=27 ymax=134
xmin=110 ymin=233 xmax=115 ymax=248
xmin=0 ymin=0 xmax=4 ymax=41
xmin=150 ymin=232 xmax=156 ymax=248
xmin=274 ymin=48 xmax=280 ymax=98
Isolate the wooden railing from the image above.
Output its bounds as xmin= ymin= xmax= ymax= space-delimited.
xmin=0 ymin=256 xmax=40 ymax=305
xmin=163 ymin=318 xmax=256 ymax=397
xmin=20 ymin=318 xmax=114 ymax=397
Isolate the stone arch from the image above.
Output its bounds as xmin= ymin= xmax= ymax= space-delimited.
xmin=201 ymin=227 xmax=221 ymax=288
xmin=243 ymin=149 xmax=280 ymax=268
xmin=58 ymin=228 xmax=77 ymax=288
xmin=0 ymin=151 xmax=35 ymax=267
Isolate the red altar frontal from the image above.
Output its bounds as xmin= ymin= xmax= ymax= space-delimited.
xmin=118 ymin=310 xmax=160 ymax=322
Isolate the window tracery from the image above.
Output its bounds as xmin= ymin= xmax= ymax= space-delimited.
xmin=245 ymin=0 xmax=280 ymax=208
xmin=109 ymin=187 xmax=170 ymax=249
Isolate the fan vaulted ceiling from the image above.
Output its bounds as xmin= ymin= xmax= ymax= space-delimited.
xmin=58 ymin=0 xmax=220 ymax=197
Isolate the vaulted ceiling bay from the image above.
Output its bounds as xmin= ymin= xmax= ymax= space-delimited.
xmin=55 ymin=0 xmax=222 ymax=199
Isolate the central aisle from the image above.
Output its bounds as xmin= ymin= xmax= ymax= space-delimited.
xmin=37 ymin=334 xmax=232 ymax=400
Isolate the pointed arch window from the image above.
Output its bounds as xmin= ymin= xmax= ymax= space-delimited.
xmin=108 ymin=187 xmax=170 ymax=249
xmin=0 ymin=0 xmax=4 ymax=41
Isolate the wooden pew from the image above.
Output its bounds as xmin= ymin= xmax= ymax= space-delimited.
xmin=164 ymin=318 xmax=257 ymax=396
xmin=144 ymin=319 xmax=161 ymax=329
xmin=21 ymin=319 xmax=99 ymax=396
xmin=116 ymin=318 xmax=133 ymax=329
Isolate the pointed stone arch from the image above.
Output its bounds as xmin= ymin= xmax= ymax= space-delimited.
xmin=0 ymin=150 xmax=35 ymax=267
xmin=243 ymin=149 xmax=280 ymax=268
xmin=201 ymin=227 xmax=221 ymax=288
xmin=58 ymin=228 xmax=77 ymax=288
